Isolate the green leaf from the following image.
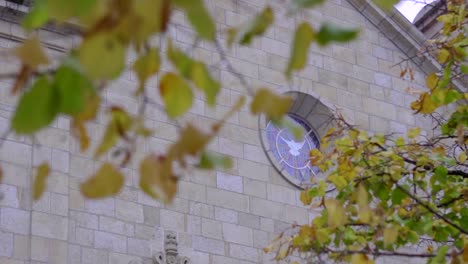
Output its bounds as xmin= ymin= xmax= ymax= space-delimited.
xmin=173 ymin=0 xmax=216 ymax=40
xmin=12 ymin=77 xmax=58 ymax=134
xmin=316 ymin=23 xmax=359 ymax=46
xmin=429 ymin=245 xmax=449 ymax=264
xmin=80 ymin=163 xmax=125 ymax=199
xmin=167 ymin=43 xmax=220 ymax=106
xmin=198 ymin=151 xmax=233 ymax=170
xmin=54 ymin=66 xmax=96 ymax=115
xmin=33 ymin=163 xmax=50 ymax=201
xmin=95 ymin=108 xmax=133 ymax=158
xmin=293 ymin=0 xmax=326 ymax=8
xmin=159 ymin=72 xmax=193 ymax=118
xmin=22 ymin=0 xmax=49 ymax=30
xmin=391 ymin=187 xmax=406 ymax=205
xmin=133 ymin=48 xmax=161 ymax=93
xmin=286 ymin=22 xmax=314 ymax=78
xmin=460 ymin=64 xmax=468 ymax=74
xmin=79 ymin=32 xmax=126 ymax=80
xmin=46 ymin=0 xmax=97 ymax=21
xmin=372 ymin=0 xmax=400 ymax=10
xmin=237 ymin=7 xmax=274 ymax=45
xmin=191 ymin=62 xmax=221 ymax=106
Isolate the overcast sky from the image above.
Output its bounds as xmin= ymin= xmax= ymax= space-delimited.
xmin=396 ymin=0 xmax=436 ymax=22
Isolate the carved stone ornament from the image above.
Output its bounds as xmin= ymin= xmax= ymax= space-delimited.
xmin=153 ymin=231 xmax=190 ymax=264
xmin=127 ymin=231 xmax=190 ymax=264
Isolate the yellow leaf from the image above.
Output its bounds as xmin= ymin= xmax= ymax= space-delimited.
xmin=170 ymin=124 xmax=212 ymax=160
xmin=33 ymin=163 xmax=50 ymax=200
xmin=79 ymin=32 xmax=126 ymax=80
xmin=459 ymin=152 xmax=467 ymax=163
xmin=383 ymin=226 xmax=399 ymax=247
xmin=325 ymin=199 xmax=347 ymax=228
xmin=236 ymin=6 xmax=274 ymax=45
xmin=300 ymin=191 xmax=312 ymax=205
xmin=356 ymin=184 xmax=368 ymax=208
xmin=352 ymin=254 xmax=374 ymax=264
xmin=438 ymin=49 xmax=450 ymax=64
xmin=133 ymin=48 xmax=160 ymax=94
xmin=286 ymin=22 xmax=314 ymax=78
xmin=80 ymin=163 xmax=124 ymax=199
xmin=95 ymin=108 xmax=133 ymax=158
xmin=14 ymin=37 xmax=50 ymax=68
xmin=159 ymin=72 xmax=193 ymax=118
xmin=191 ymin=62 xmax=221 ymax=106
xmin=72 ymin=94 xmax=100 ymax=151
xmin=408 ymin=127 xmax=421 ymax=139
xmin=172 ymin=0 xmax=216 ymax=40
xmin=426 ymin=73 xmax=439 ymax=90
xmin=0 ymin=165 xmax=3 ymax=184
xmin=310 ymin=148 xmax=323 ymax=165
xmin=251 ymin=88 xmax=292 ymax=120
xmin=411 ymin=92 xmax=438 ymax=114
xmin=139 ymin=154 xmax=178 ymax=203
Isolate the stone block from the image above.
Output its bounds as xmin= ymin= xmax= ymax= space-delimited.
xmin=207 ymin=187 xmax=249 ymax=212
xmin=160 ymin=209 xmax=185 ymax=232
xmin=69 ymin=211 xmax=97 ymax=230
xmin=50 ymin=193 xmax=68 ymax=216
xmin=13 ymin=234 xmax=28 ymax=260
xmin=189 ymin=202 xmax=214 ymax=218
xmin=267 ymin=184 xmax=297 ymax=205
xmin=0 ymin=208 xmax=30 ymax=235
xmin=75 ymin=227 xmax=94 ymax=246
xmin=0 ymin=185 xmax=19 ymax=208
xmin=218 ymin=137 xmax=244 ymax=158
xmin=134 ymin=224 xmax=154 ymax=240
xmin=116 ymin=199 xmax=144 ymax=223
xmin=81 ymin=247 xmax=108 ymax=264
xmin=99 ymin=216 xmax=134 ymax=236
xmin=187 ymin=215 xmax=201 ymax=235
xmin=0 ymin=230 xmax=13 ymax=257
xmin=128 ymin=237 xmax=151 ymax=257
xmin=202 ymin=218 xmax=223 ymax=239
xmin=222 ymin=223 xmax=253 ymax=246
xmin=192 ymin=236 xmax=225 ymax=255
xmin=214 ymin=207 xmax=238 ymax=224
xmin=238 ymin=213 xmax=260 ymax=229
xmin=178 ymin=181 xmax=206 ymax=203
xmin=0 ymin=141 xmax=31 ymax=167
xmin=217 ymin=172 xmax=243 ymax=193
xmin=229 ymin=243 xmax=259 ymax=262
xmin=243 ymin=178 xmax=266 ymax=199
xmin=238 ymin=159 xmax=269 ymax=182
xmin=250 ymin=197 xmax=284 ymax=220
xmin=86 ymin=198 xmax=115 ymax=217
xmin=94 ymin=231 xmax=127 ymax=253
xmin=143 ymin=205 xmax=159 ymax=226
xmin=31 ymin=212 xmax=68 ymax=240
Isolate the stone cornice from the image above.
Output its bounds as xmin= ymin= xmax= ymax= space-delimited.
xmin=347 ymin=0 xmax=466 ymax=92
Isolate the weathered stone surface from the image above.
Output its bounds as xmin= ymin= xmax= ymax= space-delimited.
xmin=1 ymin=208 xmax=30 ymax=235
xmin=192 ymin=236 xmax=225 ymax=255
xmin=223 ymin=223 xmax=253 ymax=246
xmin=94 ymin=231 xmax=127 ymax=253
xmin=0 ymin=230 xmax=13 ymax=257
xmin=31 ymin=212 xmax=68 ymax=240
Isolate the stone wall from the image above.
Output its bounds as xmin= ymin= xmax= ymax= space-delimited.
xmin=0 ymin=0 xmax=431 ymax=263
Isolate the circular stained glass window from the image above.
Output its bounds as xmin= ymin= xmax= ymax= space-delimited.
xmin=265 ymin=114 xmax=321 ymax=188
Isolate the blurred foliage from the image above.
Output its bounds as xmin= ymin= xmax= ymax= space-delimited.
xmin=3 ymin=0 xmax=467 ymax=263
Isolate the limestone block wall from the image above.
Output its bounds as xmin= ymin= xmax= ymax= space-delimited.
xmin=0 ymin=0 xmax=431 ymax=263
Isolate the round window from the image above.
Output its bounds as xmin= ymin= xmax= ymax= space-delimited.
xmin=259 ymin=91 xmax=335 ymax=189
